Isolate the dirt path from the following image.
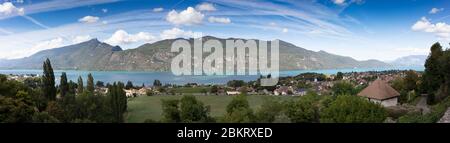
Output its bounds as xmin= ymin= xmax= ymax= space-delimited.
xmin=416 ymin=96 xmax=430 ymax=114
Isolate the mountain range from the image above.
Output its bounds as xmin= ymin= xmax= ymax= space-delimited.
xmin=389 ymin=55 xmax=427 ymax=67
xmin=0 ymin=36 xmax=391 ymax=71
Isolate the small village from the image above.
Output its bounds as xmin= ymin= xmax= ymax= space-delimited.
xmin=91 ymin=70 xmax=409 ymax=99
xmin=3 ymin=70 xmax=417 ymax=100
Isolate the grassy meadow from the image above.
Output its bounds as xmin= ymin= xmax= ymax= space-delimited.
xmin=126 ymin=95 xmax=297 ymax=123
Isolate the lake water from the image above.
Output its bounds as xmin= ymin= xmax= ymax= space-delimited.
xmin=0 ymin=66 xmax=424 ymax=85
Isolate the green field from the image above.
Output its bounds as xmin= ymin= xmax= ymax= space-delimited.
xmin=126 ymin=95 xmax=297 ymax=123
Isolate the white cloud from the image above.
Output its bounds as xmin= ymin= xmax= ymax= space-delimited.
xmin=105 ymin=30 xmax=156 ymax=46
xmin=5 ymin=37 xmax=66 ymax=59
xmin=102 ymin=8 xmax=108 ymax=13
xmin=12 ymin=37 xmax=65 ymax=59
xmin=429 ymin=8 xmax=443 ymax=14
xmin=166 ymin=7 xmax=204 ymax=25
xmin=208 ymin=16 xmax=231 ymax=24
xmin=269 ymin=22 xmax=277 ymax=26
xmin=160 ymin=28 xmax=201 ymax=39
xmin=16 ymin=0 xmax=24 ymax=4
xmin=79 ymin=15 xmax=100 ymax=23
xmin=72 ymin=35 xmax=91 ymax=44
xmin=282 ymin=28 xmax=289 ymax=33
xmin=0 ymin=0 xmax=117 ymax=20
xmin=33 ymin=37 xmax=64 ymax=50
xmin=412 ymin=17 xmax=450 ymax=39
xmin=196 ymin=3 xmax=216 ymax=11
xmin=0 ymin=2 xmax=24 ymax=16
xmin=153 ymin=7 xmax=163 ymax=12
xmin=332 ymin=0 xmax=346 ymax=5
xmin=331 ymin=0 xmax=363 ymax=5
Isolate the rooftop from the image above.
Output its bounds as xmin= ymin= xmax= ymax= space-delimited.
xmin=357 ymin=79 xmax=400 ymax=100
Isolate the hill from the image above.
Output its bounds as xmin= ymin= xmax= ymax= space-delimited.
xmin=0 ymin=36 xmax=390 ymax=71
xmin=390 ymin=55 xmax=427 ymax=67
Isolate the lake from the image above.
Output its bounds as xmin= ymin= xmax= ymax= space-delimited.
xmin=0 ymin=66 xmax=424 ymax=85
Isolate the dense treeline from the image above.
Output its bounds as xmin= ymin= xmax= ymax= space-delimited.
xmin=0 ymin=58 xmax=127 ymax=123
xmin=158 ymin=93 xmax=387 ymax=123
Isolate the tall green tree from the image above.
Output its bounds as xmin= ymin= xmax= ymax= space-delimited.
xmin=422 ymin=42 xmax=445 ymax=104
xmin=404 ymin=70 xmax=419 ymax=91
xmin=125 ymin=81 xmax=134 ymax=89
xmin=77 ymin=76 xmax=83 ymax=94
xmin=67 ymin=80 xmax=77 ymax=95
xmin=87 ymin=73 xmax=94 ymax=93
xmin=153 ymin=79 xmax=162 ymax=87
xmin=335 ymin=72 xmax=344 ymax=81
xmin=108 ymin=82 xmax=127 ymax=123
xmin=60 ymin=72 xmax=68 ymax=98
xmin=42 ymin=58 xmax=56 ymax=100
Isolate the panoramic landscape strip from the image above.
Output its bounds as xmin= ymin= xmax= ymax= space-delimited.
xmin=0 ymin=0 xmax=449 ymax=126
xmin=1 ymin=42 xmax=449 ymax=123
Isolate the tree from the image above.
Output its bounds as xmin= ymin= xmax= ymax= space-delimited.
xmin=227 ymin=80 xmax=246 ymax=88
xmin=0 ymin=96 xmax=37 ymax=123
xmin=404 ymin=70 xmax=419 ymax=91
xmin=435 ymin=50 xmax=450 ymax=102
xmin=108 ymin=82 xmax=127 ymax=123
xmin=223 ymin=95 xmax=254 ymax=123
xmin=153 ymin=80 xmax=162 ymax=87
xmin=422 ymin=42 xmax=444 ymax=104
xmin=238 ymin=86 xmax=248 ymax=95
xmin=60 ymin=72 xmax=68 ymax=98
xmin=320 ymin=95 xmax=387 ymax=123
xmin=255 ymin=97 xmax=283 ymax=123
xmin=161 ymin=99 xmax=180 ymax=123
xmin=86 ymin=73 xmax=94 ymax=93
xmin=42 ymin=58 xmax=56 ymax=100
xmin=68 ymin=80 xmax=77 ymax=95
xmin=96 ymin=81 xmax=105 ymax=88
xmin=335 ymin=72 xmax=344 ymax=81
xmin=210 ymin=85 xmax=219 ymax=95
xmin=125 ymin=81 xmax=134 ymax=89
xmin=77 ymin=76 xmax=83 ymax=94
xmin=285 ymin=94 xmax=320 ymax=123
xmin=331 ymin=81 xmax=356 ymax=95
xmin=179 ymin=95 xmax=211 ymax=122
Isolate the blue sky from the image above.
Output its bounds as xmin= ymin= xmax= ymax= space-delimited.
xmin=0 ymin=0 xmax=449 ymax=61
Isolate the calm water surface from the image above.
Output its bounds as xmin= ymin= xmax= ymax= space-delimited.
xmin=0 ymin=66 xmax=424 ymax=85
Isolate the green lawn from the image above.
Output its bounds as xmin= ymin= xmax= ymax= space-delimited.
xmin=126 ymin=95 xmax=297 ymax=123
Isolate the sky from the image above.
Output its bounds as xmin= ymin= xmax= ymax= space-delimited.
xmin=0 ymin=0 xmax=449 ymax=61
